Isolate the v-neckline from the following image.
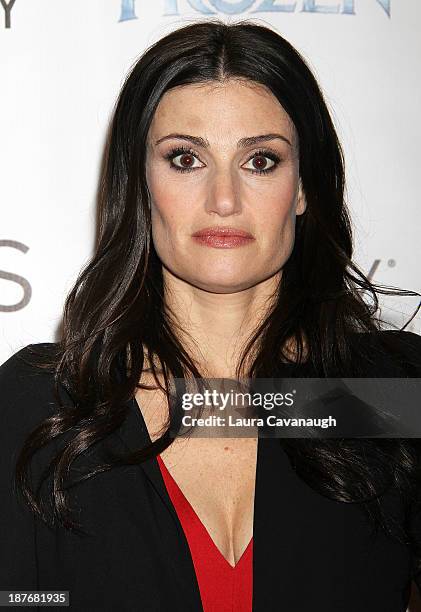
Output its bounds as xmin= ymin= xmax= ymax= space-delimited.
xmin=156 ymin=453 xmax=253 ymax=570
xmin=124 ymin=362 xmax=303 ymax=573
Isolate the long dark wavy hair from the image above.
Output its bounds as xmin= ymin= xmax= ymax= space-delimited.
xmin=13 ymin=18 xmax=421 ymax=562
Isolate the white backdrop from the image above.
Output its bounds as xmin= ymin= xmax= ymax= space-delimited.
xmin=1 ymin=0 xmax=420 ymax=366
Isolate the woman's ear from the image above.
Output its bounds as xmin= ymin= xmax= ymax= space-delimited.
xmin=296 ymin=178 xmax=307 ymax=216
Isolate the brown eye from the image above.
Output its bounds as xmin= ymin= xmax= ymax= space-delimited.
xmin=171 ymin=151 xmax=202 ymax=171
xmin=178 ymin=153 xmax=195 ymax=168
xmin=243 ymin=150 xmax=281 ymax=175
xmin=164 ymin=147 xmax=203 ymax=172
xmin=252 ymin=156 xmax=271 ymax=170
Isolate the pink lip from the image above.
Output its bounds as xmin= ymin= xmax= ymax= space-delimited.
xmin=191 ymin=227 xmax=255 ymax=249
xmin=192 ymin=226 xmax=254 ymax=238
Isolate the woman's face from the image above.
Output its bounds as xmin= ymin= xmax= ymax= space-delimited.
xmin=145 ymin=79 xmax=306 ymax=293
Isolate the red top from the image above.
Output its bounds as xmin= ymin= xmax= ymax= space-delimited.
xmin=156 ymin=454 xmax=253 ymax=612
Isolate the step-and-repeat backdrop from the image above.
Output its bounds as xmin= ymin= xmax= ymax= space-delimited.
xmin=1 ymin=0 xmax=420 ymax=364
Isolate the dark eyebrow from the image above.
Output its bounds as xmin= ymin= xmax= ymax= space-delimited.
xmin=154 ymin=132 xmax=291 ymax=148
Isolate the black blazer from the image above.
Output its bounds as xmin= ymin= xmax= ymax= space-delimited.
xmin=1 ymin=331 xmax=421 ymax=611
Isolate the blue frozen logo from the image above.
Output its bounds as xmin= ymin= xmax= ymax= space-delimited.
xmin=119 ymin=0 xmax=391 ymax=20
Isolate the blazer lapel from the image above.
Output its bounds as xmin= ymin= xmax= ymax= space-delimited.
xmin=113 ymin=397 xmax=203 ymax=611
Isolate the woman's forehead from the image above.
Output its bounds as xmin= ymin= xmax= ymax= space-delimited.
xmin=148 ymin=81 xmax=297 ymax=149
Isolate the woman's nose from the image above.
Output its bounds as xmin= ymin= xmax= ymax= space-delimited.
xmin=204 ymin=167 xmax=242 ymax=217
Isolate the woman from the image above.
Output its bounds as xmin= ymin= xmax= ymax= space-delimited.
xmin=1 ymin=19 xmax=421 ymax=612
